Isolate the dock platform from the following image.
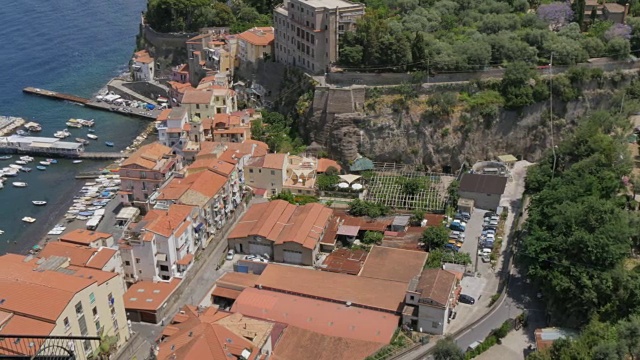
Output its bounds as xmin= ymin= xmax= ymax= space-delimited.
xmin=23 ymin=87 xmax=89 ymax=104
xmin=78 ymin=152 xmax=128 ymax=160
xmin=22 ymin=87 xmax=161 ymax=120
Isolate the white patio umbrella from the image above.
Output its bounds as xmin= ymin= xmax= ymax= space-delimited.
xmin=351 ymin=183 xmax=363 ymax=190
xmin=338 ymin=182 xmax=349 ymax=189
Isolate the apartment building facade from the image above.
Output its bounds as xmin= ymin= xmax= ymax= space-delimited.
xmin=131 ymin=50 xmax=155 ymax=81
xmin=0 ymin=254 xmax=130 ymax=359
xmin=237 ymin=27 xmax=275 ymax=67
xmin=118 ymin=143 xmax=181 ymax=209
xmin=273 ymin=0 xmax=365 ymax=73
xmin=120 ymin=204 xmax=198 ymax=283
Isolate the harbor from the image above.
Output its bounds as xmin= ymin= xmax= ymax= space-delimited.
xmin=23 ymin=86 xmax=162 ymax=120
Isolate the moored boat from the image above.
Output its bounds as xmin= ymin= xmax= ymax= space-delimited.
xmin=32 ymin=200 xmax=47 ymax=206
xmin=20 ymin=167 xmax=31 ymax=172
xmin=75 ymin=138 xmax=89 ymax=145
xmin=72 ymin=160 xmax=83 ymax=164
xmin=8 ymin=164 xmax=22 ymax=170
xmin=39 ymin=161 xmax=50 ymax=166
xmin=20 ymin=156 xmax=34 ymax=162
xmin=46 ymin=158 xmax=58 ymax=164
xmin=66 ymin=121 xmax=82 ymax=128
xmin=21 ymin=217 xmax=36 ymax=223
xmin=14 ymin=160 xmax=27 ymax=165
xmin=36 ymin=165 xmax=47 ymax=171
xmin=24 ymin=122 xmax=42 ymax=132
xmin=16 ymin=130 xmax=26 ymax=136
xmin=0 ymin=155 xmax=12 ymax=160
xmin=87 ymin=133 xmax=98 ymax=140
xmin=105 ymin=141 xmax=114 ymax=147
xmin=12 ymin=182 xmax=27 ymax=188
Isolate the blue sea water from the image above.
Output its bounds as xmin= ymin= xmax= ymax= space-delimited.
xmin=0 ymin=0 xmax=147 ymax=253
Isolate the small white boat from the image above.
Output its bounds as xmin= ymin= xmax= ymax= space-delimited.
xmin=0 ymin=230 xmax=4 ymax=235
xmin=32 ymin=201 xmax=47 ymax=206
xmin=12 ymin=182 xmax=27 ymax=188
xmin=20 ymin=156 xmax=34 ymax=162
xmin=8 ymin=164 xmax=22 ymax=170
xmin=20 ymin=167 xmax=31 ymax=172
xmin=39 ymin=161 xmax=50 ymax=166
xmin=15 ymin=160 xmax=27 ymax=165
xmin=22 ymin=217 xmax=36 ymax=223
xmin=72 ymin=160 xmax=83 ymax=164
xmin=87 ymin=134 xmax=98 ymax=140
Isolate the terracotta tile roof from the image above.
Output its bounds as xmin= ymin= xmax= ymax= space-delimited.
xmin=66 ymin=265 xmax=118 ymax=285
xmin=198 ymin=141 xmax=268 ymax=159
xmin=320 ymin=215 xmax=339 ymax=245
xmin=0 ymin=314 xmax=55 ymax=336
xmin=317 ymin=158 xmax=342 ymax=173
xmin=424 ymin=213 xmax=446 ymax=227
xmin=121 ymin=142 xmax=173 ymax=169
xmin=188 ymin=158 xmax=235 ymax=177
xmin=263 ymin=153 xmax=287 ymax=170
xmin=212 ymin=287 xmax=242 ymax=300
xmin=218 ymin=149 xmax=240 ymax=165
xmin=360 ymin=246 xmax=427 ymax=284
xmin=232 ymin=288 xmax=398 ymax=343
xmin=339 ymin=212 xmax=392 ymax=232
xmin=271 ymin=326 xmax=383 ymax=360
xmin=211 ymin=113 xmax=241 ymax=128
xmin=319 ymin=248 xmax=367 ymax=275
xmin=89 ymin=248 xmax=118 ymax=269
xmin=144 ymin=204 xmax=196 ymax=237
xmin=168 ymin=81 xmax=194 ymax=94
xmin=216 ymin=272 xmax=260 ymax=289
xmin=176 ymin=253 xmax=194 ymax=265
xmin=256 ymin=264 xmax=408 ymax=313
xmin=133 ymin=49 xmax=154 ymax=64
xmin=124 ymin=279 xmax=181 ymax=311
xmin=238 ymin=27 xmax=275 ymax=46
xmin=229 ymin=201 xmax=333 ymax=250
xmin=415 ymin=269 xmax=457 ymax=308
xmin=181 ymin=90 xmax=213 ymax=104
xmin=157 ymin=305 xmax=272 ymax=360
xmin=157 ymin=108 xmax=171 ymax=121
xmin=39 ymin=242 xmax=97 ymax=267
xmin=58 ymin=229 xmax=112 ymax=246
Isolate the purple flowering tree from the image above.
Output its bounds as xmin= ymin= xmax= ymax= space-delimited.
xmin=604 ymin=23 xmax=632 ymax=41
xmin=537 ymin=2 xmax=574 ymax=31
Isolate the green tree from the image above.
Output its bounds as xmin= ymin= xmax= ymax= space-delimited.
xmin=421 ymin=225 xmax=449 ymax=250
xmin=574 ymin=0 xmax=585 ymax=28
xmin=399 ymin=177 xmax=426 ymax=196
xmin=411 ymin=31 xmax=427 ymax=69
xmin=607 ymin=37 xmax=631 ymax=60
xmin=271 ymin=190 xmax=295 ymax=204
xmin=501 ymin=61 xmax=537 ymax=109
xmin=363 ymin=230 xmax=384 ymax=245
xmin=432 ymin=336 xmax=464 ymax=360
xmin=317 ymin=174 xmax=340 ymax=191
xmin=447 ymin=180 xmax=460 ymax=206
xmin=410 ymin=209 xmax=426 ymax=226
xmin=427 ymin=92 xmax=458 ymax=117
xmin=348 ymin=199 xmax=390 ymax=218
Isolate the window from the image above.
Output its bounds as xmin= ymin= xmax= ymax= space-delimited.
xmin=196 ymin=104 xmax=200 ymax=110
xmin=75 ymin=302 xmax=84 ymax=317
xmin=83 ymin=339 xmax=92 ymax=353
xmin=160 ymin=265 xmax=169 ymax=271
xmin=89 ymin=292 xmax=95 ymax=304
xmin=92 ymin=307 xmax=98 ymax=318
xmin=108 ymin=293 xmax=114 ymax=306
xmin=113 ymin=319 xmax=119 ymax=331
xmin=431 ymin=321 xmax=439 ymax=329
xmin=258 ymin=169 xmax=262 ymax=173
xmin=111 ymin=306 xmax=117 ymax=319
xmin=95 ymin=320 xmax=101 ymax=333
xmin=63 ymin=317 xmax=70 ymax=331
xmin=339 ymin=24 xmax=345 ymax=31
xmin=271 ymin=170 xmax=275 ymax=175
xmin=136 ymin=258 xmax=140 ymax=264
xmin=125 ymin=260 xmax=131 ymax=266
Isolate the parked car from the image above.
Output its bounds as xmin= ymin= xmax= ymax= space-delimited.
xmin=478 ymin=248 xmax=492 ymax=256
xmin=483 ymin=225 xmax=497 ymax=231
xmin=489 ymin=220 xmax=499 ymax=226
xmin=253 ymin=257 xmax=269 ymax=263
xmin=449 ymin=231 xmax=461 ymax=239
xmin=226 ymin=249 xmax=235 ymax=261
xmin=490 ymin=215 xmax=500 ymax=222
xmin=444 ymin=244 xmax=459 ymax=252
xmin=484 ymin=212 xmax=496 ymax=218
xmin=459 ymin=294 xmax=476 ymax=305
xmin=244 ymin=254 xmax=257 ymax=260
xmin=481 ymin=255 xmax=491 ymax=263
xmin=460 ymin=212 xmax=471 ymax=221
xmin=454 ymin=213 xmax=464 ymax=221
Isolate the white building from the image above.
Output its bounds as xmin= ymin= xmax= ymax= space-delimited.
xmin=131 ymin=50 xmax=155 ymax=82
xmin=156 ymin=107 xmax=189 ymax=148
xmin=120 ymin=204 xmax=198 ymax=283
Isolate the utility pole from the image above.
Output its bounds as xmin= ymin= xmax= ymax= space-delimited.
xmin=549 ymin=53 xmax=557 ymax=179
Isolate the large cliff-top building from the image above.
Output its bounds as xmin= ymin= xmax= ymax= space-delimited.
xmin=273 ymin=0 xmax=364 ymax=74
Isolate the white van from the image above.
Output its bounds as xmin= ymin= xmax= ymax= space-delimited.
xmin=478 ymin=248 xmax=492 ymax=256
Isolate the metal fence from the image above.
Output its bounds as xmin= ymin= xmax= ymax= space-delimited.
xmin=0 ymin=335 xmax=101 ymax=360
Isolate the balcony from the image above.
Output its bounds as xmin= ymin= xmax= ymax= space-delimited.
xmin=0 ymin=335 xmax=101 ymax=359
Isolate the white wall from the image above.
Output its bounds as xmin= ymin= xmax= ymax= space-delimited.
xmin=417 ymin=304 xmax=448 ymax=335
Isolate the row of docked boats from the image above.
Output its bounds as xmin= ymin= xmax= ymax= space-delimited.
xmin=64 ymin=174 xmax=120 ymax=223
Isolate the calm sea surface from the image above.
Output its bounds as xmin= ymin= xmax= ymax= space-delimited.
xmin=0 ymin=0 xmax=147 ymax=253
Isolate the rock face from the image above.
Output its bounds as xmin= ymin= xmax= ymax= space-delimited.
xmin=303 ymin=85 xmax=618 ymax=171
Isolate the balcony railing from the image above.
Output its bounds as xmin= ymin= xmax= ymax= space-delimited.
xmin=0 ymin=335 xmax=101 ymax=359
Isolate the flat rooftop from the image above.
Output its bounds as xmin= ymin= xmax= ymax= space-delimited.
xmin=360 ymin=246 xmax=427 ymax=284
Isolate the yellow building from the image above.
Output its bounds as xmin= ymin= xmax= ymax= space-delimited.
xmin=0 ymin=254 xmax=130 ymax=359
xmin=237 ymin=27 xmax=274 ymax=67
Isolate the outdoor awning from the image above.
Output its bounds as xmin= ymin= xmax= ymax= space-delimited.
xmin=195 ymin=223 xmax=204 ymax=232
xmin=211 ymin=286 xmax=242 ymax=300
xmin=176 ymin=253 xmax=194 ymax=265
xmin=338 ymin=174 xmax=361 ymax=184
xmin=156 ymin=253 xmax=167 ymax=262
xmin=337 ymin=225 xmax=360 ymax=237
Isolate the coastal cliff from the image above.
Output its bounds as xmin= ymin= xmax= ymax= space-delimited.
xmin=302 ymin=73 xmax=637 ymax=171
